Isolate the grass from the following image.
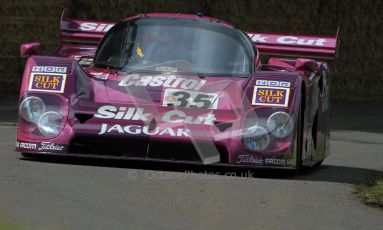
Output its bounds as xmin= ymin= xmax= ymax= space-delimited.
xmin=355 ymin=180 xmax=383 ymax=210
xmin=0 ymin=221 xmax=24 ymax=230
xmin=0 ymin=214 xmax=27 ymax=230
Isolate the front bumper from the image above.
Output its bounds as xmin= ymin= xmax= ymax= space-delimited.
xmin=16 ymin=121 xmax=297 ymax=168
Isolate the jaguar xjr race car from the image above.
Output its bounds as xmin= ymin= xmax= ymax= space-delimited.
xmin=16 ymin=9 xmax=338 ymax=169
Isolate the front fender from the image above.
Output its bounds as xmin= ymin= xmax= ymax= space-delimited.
xmin=20 ymin=56 xmax=86 ymax=99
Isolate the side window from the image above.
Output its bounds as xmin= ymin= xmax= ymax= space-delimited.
xmin=95 ymin=25 xmax=129 ymax=67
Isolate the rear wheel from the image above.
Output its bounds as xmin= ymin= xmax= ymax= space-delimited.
xmin=314 ymin=159 xmax=324 ymax=167
xmin=293 ymin=99 xmax=304 ymax=172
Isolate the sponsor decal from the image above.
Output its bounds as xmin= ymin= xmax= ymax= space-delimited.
xmin=237 ymin=155 xmax=288 ymax=166
xmin=255 ymin=80 xmax=291 ymax=88
xmin=32 ymin=66 xmax=67 ymax=73
xmin=79 ymin=22 xmax=114 ymax=32
xmin=94 ymin=74 xmax=109 ymax=81
xmin=265 ymin=158 xmax=287 ymax=166
xmin=249 ymin=34 xmax=327 ymax=46
xmin=28 ymin=73 xmax=66 ymax=93
xmin=251 ymin=34 xmax=268 ymax=43
xmin=119 ymin=74 xmax=206 ymax=91
xmin=237 ymin=154 xmax=263 ymax=164
xmin=74 ymin=56 xmax=93 ymax=66
xmin=155 ymin=66 xmax=177 ymax=72
xmin=161 ymin=110 xmax=215 ymax=125
xmin=98 ymin=124 xmax=190 ymax=137
xmin=95 ymin=106 xmax=152 ymax=121
xmin=16 ymin=141 xmax=37 ymax=150
xmin=95 ymin=106 xmax=216 ymax=125
xmin=16 ymin=141 xmax=65 ymax=152
xmin=38 ymin=142 xmax=65 ymax=151
xmin=252 ymin=86 xmax=290 ymax=107
xmin=162 ymin=88 xmax=218 ymax=109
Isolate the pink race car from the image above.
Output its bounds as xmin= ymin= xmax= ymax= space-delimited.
xmin=16 ymin=9 xmax=338 ymax=170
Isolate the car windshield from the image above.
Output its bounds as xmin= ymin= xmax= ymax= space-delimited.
xmin=94 ymin=17 xmax=253 ymax=76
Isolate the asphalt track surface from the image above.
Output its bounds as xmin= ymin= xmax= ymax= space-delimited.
xmin=0 ymin=100 xmax=382 ymax=230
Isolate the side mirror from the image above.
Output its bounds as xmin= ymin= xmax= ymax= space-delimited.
xmin=295 ymin=58 xmax=318 ymax=72
xmin=20 ymin=43 xmax=41 ymax=57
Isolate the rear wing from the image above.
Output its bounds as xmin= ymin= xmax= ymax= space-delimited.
xmin=247 ymin=31 xmax=339 ymax=60
xmin=58 ymin=9 xmax=115 ymax=58
xmin=60 ymin=9 xmax=114 ymax=45
xmin=59 ymin=9 xmax=338 ymax=60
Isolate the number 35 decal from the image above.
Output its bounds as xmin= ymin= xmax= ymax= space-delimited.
xmin=162 ymin=89 xmax=219 ymax=109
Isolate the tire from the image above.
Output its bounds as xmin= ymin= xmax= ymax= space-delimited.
xmin=314 ymin=159 xmax=324 ymax=167
xmin=294 ymin=98 xmax=304 ymax=172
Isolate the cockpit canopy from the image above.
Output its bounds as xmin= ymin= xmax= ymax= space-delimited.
xmin=94 ymin=17 xmax=254 ymax=76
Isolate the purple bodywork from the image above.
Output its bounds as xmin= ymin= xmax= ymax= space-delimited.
xmin=16 ymin=9 xmax=338 ymax=169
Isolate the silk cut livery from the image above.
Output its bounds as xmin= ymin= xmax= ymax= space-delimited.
xmin=16 ymin=9 xmax=338 ymax=170
xmin=28 ymin=73 xmax=67 ymax=93
xmin=252 ymin=86 xmax=290 ymax=107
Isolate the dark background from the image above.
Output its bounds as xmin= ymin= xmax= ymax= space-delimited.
xmin=0 ymin=0 xmax=382 ymax=98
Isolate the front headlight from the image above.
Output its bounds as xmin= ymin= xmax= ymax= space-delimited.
xmin=242 ymin=126 xmax=270 ymax=151
xmin=267 ymin=112 xmax=294 ymax=138
xmin=37 ymin=111 xmax=64 ymax=137
xmin=19 ymin=96 xmax=46 ymax=123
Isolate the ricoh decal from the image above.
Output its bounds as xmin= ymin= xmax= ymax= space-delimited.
xmin=16 ymin=141 xmax=37 ymax=150
xmin=28 ymin=72 xmax=67 ymax=93
xmin=162 ymin=88 xmax=219 ymax=109
xmin=32 ymin=66 xmax=67 ymax=73
xmin=265 ymin=158 xmax=287 ymax=166
xmin=98 ymin=124 xmax=190 ymax=137
xmin=119 ymin=75 xmax=206 ymax=91
xmin=255 ymin=80 xmax=291 ymax=88
xmin=252 ymin=86 xmax=290 ymax=107
xmin=95 ymin=106 xmax=216 ymax=125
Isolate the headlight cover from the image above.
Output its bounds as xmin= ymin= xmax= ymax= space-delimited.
xmin=267 ymin=111 xmax=294 ymax=138
xmin=242 ymin=126 xmax=270 ymax=151
xmin=19 ymin=96 xmax=46 ymax=123
xmin=37 ymin=111 xmax=65 ymax=137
